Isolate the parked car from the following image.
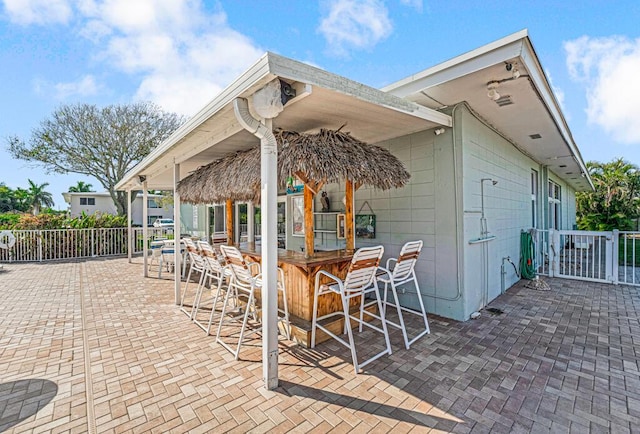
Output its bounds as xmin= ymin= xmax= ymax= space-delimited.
xmin=153 ymin=218 xmax=174 ymax=228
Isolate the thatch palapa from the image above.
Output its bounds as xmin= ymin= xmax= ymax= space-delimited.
xmin=177 ymin=128 xmax=410 ymax=204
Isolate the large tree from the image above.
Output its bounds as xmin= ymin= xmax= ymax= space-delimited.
xmin=576 ymin=158 xmax=640 ymax=230
xmin=8 ymin=102 xmax=185 ymax=215
xmin=26 ymin=179 xmax=54 ymax=215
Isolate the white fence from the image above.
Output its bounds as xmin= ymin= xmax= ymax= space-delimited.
xmin=0 ymin=227 xmax=174 ymax=262
xmin=534 ymin=228 xmax=640 ymax=286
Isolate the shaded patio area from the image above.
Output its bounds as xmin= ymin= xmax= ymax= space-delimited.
xmin=1 ymin=258 xmax=639 ymax=433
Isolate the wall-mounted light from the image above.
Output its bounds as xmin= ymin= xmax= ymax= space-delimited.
xmin=512 ymin=67 xmax=521 ymax=80
xmin=138 ymin=175 xmax=146 ymax=183
xmin=487 ymin=82 xmax=500 ymax=101
xmin=434 ymin=128 xmax=446 ymax=136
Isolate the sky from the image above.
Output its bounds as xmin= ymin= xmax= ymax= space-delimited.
xmin=1 ymin=0 xmax=639 ymax=208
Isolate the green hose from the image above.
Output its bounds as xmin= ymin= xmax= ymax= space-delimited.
xmin=520 ymin=231 xmax=536 ymax=279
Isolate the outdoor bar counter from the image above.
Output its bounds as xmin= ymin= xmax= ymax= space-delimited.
xmin=239 ymin=244 xmax=361 ymax=347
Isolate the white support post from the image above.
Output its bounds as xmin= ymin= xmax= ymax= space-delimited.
xmin=142 ymin=182 xmax=149 ymax=277
xmin=610 ymin=230 xmax=619 ymax=284
xmin=174 ymin=163 xmax=182 ymax=305
xmin=549 ymin=229 xmax=559 ymax=278
xmin=248 ymin=201 xmax=255 ymax=244
xmin=127 ymin=189 xmax=132 ymax=263
xmin=261 ymin=118 xmax=278 ymax=390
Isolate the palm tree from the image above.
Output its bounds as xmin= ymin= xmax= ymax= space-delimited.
xmin=576 ymin=158 xmax=640 ymax=230
xmin=68 ymin=181 xmax=94 ymax=192
xmin=26 ymin=179 xmax=54 ymax=215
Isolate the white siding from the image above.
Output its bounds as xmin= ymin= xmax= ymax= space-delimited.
xmin=458 ymin=105 xmax=578 ymax=319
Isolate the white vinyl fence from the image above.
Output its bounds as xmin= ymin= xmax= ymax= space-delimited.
xmin=0 ymin=227 xmax=174 ymax=262
xmin=533 ymin=228 xmax=640 ymax=286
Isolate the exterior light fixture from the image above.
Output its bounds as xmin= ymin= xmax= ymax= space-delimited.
xmin=434 ymin=128 xmax=446 ymax=135
xmin=487 ymin=82 xmax=500 ymax=101
xmin=512 ymin=68 xmax=521 ymax=79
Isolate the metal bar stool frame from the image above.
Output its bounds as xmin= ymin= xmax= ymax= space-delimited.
xmin=375 ymin=240 xmax=430 ymax=349
xmin=215 ymin=245 xmax=291 ymax=360
xmin=179 ymin=238 xmax=207 ymax=319
xmin=311 ymin=245 xmax=391 ymax=374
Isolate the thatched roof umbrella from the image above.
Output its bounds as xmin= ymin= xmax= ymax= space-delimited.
xmin=178 ymin=147 xmax=261 ymax=204
xmin=177 ymin=128 xmax=410 ymax=251
xmin=276 ymin=129 xmax=410 ymax=190
xmin=178 ymin=128 xmax=410 ymax=203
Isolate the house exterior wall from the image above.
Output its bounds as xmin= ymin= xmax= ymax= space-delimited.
xmin=280 ymin=106 xmax=580 ymax=323
xmin=354 ymin=128 xmax=462 ymax=320
xmin=68 ymin=195 xmax=118 ymax=217
xmin=457 ymin=104 xmax=577 ymax=320
xmin=67 ymin=194 xmax=173 ymax=226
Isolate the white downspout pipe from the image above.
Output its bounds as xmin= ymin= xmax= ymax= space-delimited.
xmin=233 ymin=97 xmax=279 ymax=390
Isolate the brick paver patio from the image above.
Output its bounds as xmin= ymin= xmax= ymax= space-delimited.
xmin=1 ymin=257 xmax=639 ymax=433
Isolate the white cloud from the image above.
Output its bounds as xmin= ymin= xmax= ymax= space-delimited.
xmin=318 ymin=0 xmax=393 ymax=57
xmin=75 ymin=0 xmax=263 ymax=115
xmin=9 ymin=0 xmax=264 ymax=116
xmin=565 ymin=35 xmax=640 ymax=144
xmin=399 ymin=0 xmax=423 ymax=12
xmin=54 ymin=75 xmax=100 ymax=99
xmin=3 ymin=0 xmax=72 ymax=25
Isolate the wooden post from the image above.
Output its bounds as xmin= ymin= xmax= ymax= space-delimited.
xmin=345 ymin=179 xmax=354 ymax=251
xmin=304 ymin=184 xmax=314 ymax=257
xmin=226 ymin=199 xmax=233 ymax=245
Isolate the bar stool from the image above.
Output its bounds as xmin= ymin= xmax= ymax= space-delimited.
xmin=191 ymin=241 xmax=232 ymax=334
xmin=215 ymin=245 xmax=290 ymax=359
xmin=311 ymin=245 xmax=391 ymax=374
xmin=179 ymin=238 xmax=206 ymax=318
xmin=375 ymin=240 xmax=430 ymax=349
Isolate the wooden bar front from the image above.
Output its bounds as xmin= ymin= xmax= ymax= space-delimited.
xmin=240 ymin=245 xmax=362 ymax=347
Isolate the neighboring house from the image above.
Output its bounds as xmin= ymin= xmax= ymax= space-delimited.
xmin=115 ymin=30 xmax=592 ymax=321
xmin=62 ymin=192 xmax=173 ymax=226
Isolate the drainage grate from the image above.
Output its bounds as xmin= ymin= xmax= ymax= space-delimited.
xmin=485 ymin=307 xmax=504 ymax=315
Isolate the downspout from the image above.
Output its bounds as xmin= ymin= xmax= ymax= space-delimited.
xmin=430 ymin=103 xmax=464 ymax=302
xmin=233 ymin=98 xmax=275 ymax=147
xmin=233 ymin=96 xmax=279 ymax=390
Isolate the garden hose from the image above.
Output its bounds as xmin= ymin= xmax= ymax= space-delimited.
xmin=520 ymin=231 xmax=536 ymax=279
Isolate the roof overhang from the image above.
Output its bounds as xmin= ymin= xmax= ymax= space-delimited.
xmin=383 ymin=29 xmax=594 ymax=192
xmin=116 ymin=53 xmax=450 ymax=192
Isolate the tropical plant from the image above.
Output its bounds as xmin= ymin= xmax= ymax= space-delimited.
xmin=0 ymin=183 xmax=29 ymax=213
xmin=576 ymin=158 xmax=640 ymax=231
xmin=8 ymin=102 xmax=185 ymax=216
xmin=25 ymin=179 xmax=54 ymax=215
xmin=68 ymin=181 xmax=94 ymax=192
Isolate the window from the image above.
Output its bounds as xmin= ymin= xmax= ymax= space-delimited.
xmin=548 ymin=180 xmax=561 ymax=230
xmin=531 ymin=170 xmax=538 ymax=228
xmin=79 ymin=197 xmax=95 ymax=206
xmin=148 ymin=199 xmax=160 ymax=208
xmin=148 ymin=215 xmax=162 ymax=225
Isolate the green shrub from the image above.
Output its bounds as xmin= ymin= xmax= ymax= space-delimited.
xmin=0 ymin=211 xmax=128 ymax=230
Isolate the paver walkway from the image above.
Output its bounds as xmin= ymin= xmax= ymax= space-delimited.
xmin=1 ymin=258 xmax=639 ymax=433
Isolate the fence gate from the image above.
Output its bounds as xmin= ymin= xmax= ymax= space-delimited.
xmin=547 ymin=230 xmax=615 ymax=284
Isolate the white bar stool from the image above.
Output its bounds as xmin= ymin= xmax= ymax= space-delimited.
xmin=311 ymin=245 xmax=391 ymax=374
xmin=375 ymin=240 xmax=430 ymax=349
